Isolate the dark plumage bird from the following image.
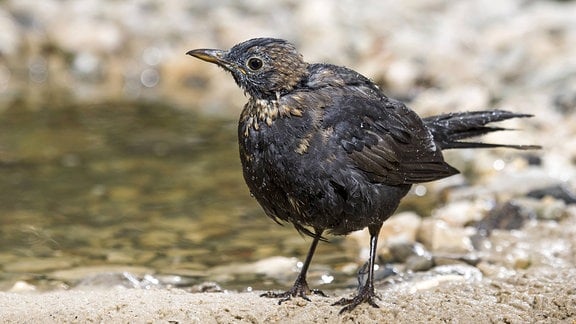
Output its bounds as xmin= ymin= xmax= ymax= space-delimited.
xmin=186 ymin=38 xmax=539 ymax=313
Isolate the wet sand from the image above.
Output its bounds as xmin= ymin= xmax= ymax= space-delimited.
xmin=2 ymin=267 xmax=575 ymax=323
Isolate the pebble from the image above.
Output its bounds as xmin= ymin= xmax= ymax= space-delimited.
xmin=432 ymin=200 xmax=490 ymax=227
xmin=387 ymin=242 xmax=430 ymax=264
xmin=186 ymin=281 xmax=223 ymax=293
xmin=474 ymin=201 xmax=534 ymax=238
xmin=381 ymin=211 xmax=423 ymax=245
xmin=418 ymin=218 xmax=475 ymax=254
xmin=8 ymin=281 xmax=36 ymax=292
xmin=405 ymin=254 xmax=434 ymax=272
xmin=527 ymin=184 xmax=576 ymax=205
xmin=433 ymin=253 xmax=481 ymax=267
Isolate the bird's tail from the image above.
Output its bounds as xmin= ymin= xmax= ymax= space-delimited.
xmin=423 ymin=110 xmax=540 ymax=150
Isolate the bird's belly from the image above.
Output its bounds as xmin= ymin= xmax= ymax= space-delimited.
xmin=238 ymin=129 xmax=410 ymax=234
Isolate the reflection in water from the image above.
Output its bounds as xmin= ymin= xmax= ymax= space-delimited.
xmin=0 ymin=102 xmax=355 ymax=291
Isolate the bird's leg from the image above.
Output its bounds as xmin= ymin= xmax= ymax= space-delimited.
xmin=261 ymin=229 xmax=326 ymax=303
xmin=333 ymin=224 xmax=382 ymax=313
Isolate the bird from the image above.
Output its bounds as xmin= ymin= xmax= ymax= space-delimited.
xmin=186 ymin=37 xmax=539 ymax=313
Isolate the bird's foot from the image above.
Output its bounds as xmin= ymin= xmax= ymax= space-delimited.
xmin=332 ymin=284 xmax=380 ymax=314
xmin=260 ymin=278 xmax=326 ymax=304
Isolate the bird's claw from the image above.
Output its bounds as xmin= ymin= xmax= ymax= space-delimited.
xmin=260 ymin=281 xmax=326 ymax=304
xmin=332 ymin=286 xmax=380 ymax=314
xmin=260 ymin=289 xmax=309 ymax=303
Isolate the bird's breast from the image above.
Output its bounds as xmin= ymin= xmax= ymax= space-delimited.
xmin=239 ymin=98 xmax=303 ymax=138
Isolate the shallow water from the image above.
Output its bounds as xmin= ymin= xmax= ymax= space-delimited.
xmin=0 ymin=102 xmax=356 ymax=292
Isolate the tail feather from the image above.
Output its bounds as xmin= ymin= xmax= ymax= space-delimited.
xmin=423 ymin=110 xmax=541 ymax=150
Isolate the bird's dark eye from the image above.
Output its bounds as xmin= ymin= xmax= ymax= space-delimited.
xmin=247 ymin=57 xmax=263 ymax=71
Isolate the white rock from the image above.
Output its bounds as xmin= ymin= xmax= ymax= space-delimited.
xmin=8 ymin=281 xmax=36 ymax=292
xmin=432 ymin=200 xmax=490 ymax=227
xmin=418 ymin=218 xmax=475 ymax=253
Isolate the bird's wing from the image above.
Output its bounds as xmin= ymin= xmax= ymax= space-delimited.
xmin=323 ymin=96 xmax=459 ymax=185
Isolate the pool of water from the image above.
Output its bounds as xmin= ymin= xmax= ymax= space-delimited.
xmin=0 ymin=102 xmax=359 ymax=292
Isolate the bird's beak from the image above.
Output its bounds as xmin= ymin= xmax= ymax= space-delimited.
xmin=186 ymin=49 xmax=226 ymax=64
xmin=186 ymin=48 xmax=245 ymax=74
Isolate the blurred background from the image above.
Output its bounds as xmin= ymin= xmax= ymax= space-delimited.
xmin=0 ymin=0 xmax=574 ymax=293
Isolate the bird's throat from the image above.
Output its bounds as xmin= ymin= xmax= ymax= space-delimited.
xmin=241 ymin=97 xmax=303 ymax=136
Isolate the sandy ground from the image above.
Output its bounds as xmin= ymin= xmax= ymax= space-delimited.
xmin=3 ymin=207 xmax=576 ymax=323
xmin=2 ymin=267 xmax=575 ymax=323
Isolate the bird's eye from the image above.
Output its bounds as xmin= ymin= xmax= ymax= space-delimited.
xmin=247 ymin=57 xmax=263 ymax=71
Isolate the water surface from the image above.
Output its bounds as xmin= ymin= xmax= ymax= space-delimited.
xmin=0 ymin=102 xmax=355 ymax=291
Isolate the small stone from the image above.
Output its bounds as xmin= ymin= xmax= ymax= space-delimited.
xmin=388 ymin=242 xmax=417 ymax=263
xmin=527 ymin=184 xmax=576 ymax=204
xmin=187 ymin=281 xmax=223 ymax=293
xmin=380 ymin=211 xmax=423 ymax=245
xmin=8 ymin=281 xmax=36 ymax=292
xmin=386 ymin=241 xmax=431 ymax=263
xmin=474 ymin=201 xmax=534 ymax=238
xmin=418 ymin=219 xmax=475 ymax=253
xmin=405 ymin=254 xmax=434 ymax=272
xmin=512 ymin=253 xmax=532 ymax=270
xmin=433 ymin=253 xmax=481 ymax=267
xmin=433 ymin=200 xmax=488 ymax=227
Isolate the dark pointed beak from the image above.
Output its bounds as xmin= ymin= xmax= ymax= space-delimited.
xmin=186 ymin=48 xmax=227 ymax=65
xmin=186 ymin=48 xmax=245 ymax=74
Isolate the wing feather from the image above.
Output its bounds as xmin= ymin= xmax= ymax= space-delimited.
xmin=323 ymin=96 xmax=458 ymax=185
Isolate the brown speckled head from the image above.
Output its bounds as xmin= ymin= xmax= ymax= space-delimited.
xmin=187 ymin=38 xmax=309 ymax=99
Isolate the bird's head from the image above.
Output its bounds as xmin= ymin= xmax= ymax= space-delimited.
xmin=187 ymin=38 xmax=309 ymax=100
